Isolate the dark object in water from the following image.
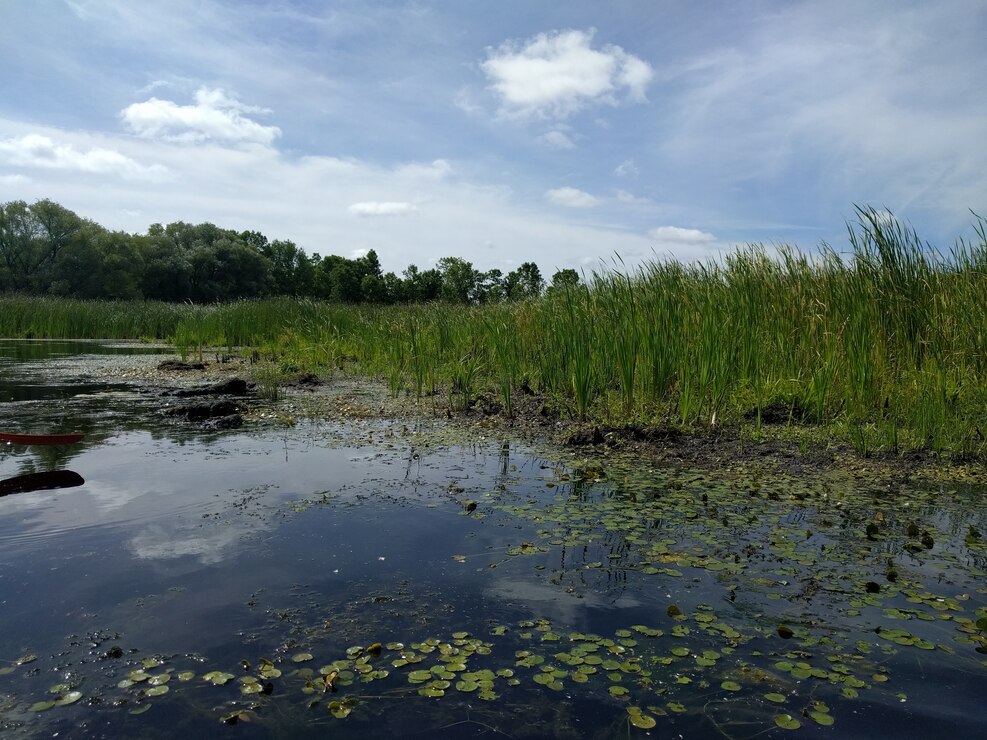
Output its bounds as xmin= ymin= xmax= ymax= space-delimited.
xmin=166 ymin=400 xmax=242 ymax=421
xmin=158 ymin=360 xmax=207 ymax=371
xmin=0 ymin=432 xmax=84 ymax=446
xmin=169 ymin=378 xmax=254 ymax=397
xmin=0 ymin=470 xmax=85 ymax=496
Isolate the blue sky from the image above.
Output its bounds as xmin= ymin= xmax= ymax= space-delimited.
xmin=1 ymin=1 xmax=985 ymax=275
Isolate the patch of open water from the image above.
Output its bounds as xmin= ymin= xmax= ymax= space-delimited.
xmin=0 ymin=340 xmax=985 ymax=739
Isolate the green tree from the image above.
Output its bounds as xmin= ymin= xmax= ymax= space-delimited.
xmin=51 ymin=227 xmax=144 ymax=299
xmin=360 ymin=273 xmax=387 ymax=303
xmin=505 ymin=261 xmax=545 ymax=300
xmin=402 ymin=264 xmax=442 ymax=302
xmin=140 ymin=232 xmax=194 ymax=301
xmin=476 ymin=268 xmax=505 ymax=303
xmin=261 ymin=238 xmax=308 ymax=295
xmin=0 ymin=199 xmax=85 ymax=292
xmin=360 ymin=249 xmax=383 ymax=280
xmin=547 ymin=268 xmax=581 ymax=295
xmin=188 ymin=237 xmax=270 ymax=302
xmin=329 ymin=260 xmax=363 ymax=303
xmin=437 ymin=256 xmax=480 ymax=303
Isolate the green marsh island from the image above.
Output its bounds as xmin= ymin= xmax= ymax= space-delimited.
xmin=0 ymin=200 xmax=985 ymax=738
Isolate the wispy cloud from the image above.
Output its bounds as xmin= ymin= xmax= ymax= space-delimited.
xmin=121 ymin=87 xmax=281 ymax=146
xmin=545 ymin=186 xmax=599 ymax=208
xmin=394 ymin=159 xmax=452 ymax=180
xmin=658 ymin=3 xmax=987 ymax=226
xmin=0 ymin=134 xmax=167 ymax=181
xmin=482 ymin=29 xmax=653 ymax=118
xmin=648 ymin=226 xmax=715 ymax=244
xmin=616 ymin=190 xmax=651 ymax=206
xmin=614 ymin=159 xmax=638 ymax=177
xmin=539 ymin=130 xmax=576 ymax=150
xmin=348 ymin=201 xmax=419 ymax=217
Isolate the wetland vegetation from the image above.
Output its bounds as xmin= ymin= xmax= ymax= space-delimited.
xmin=3 ymin=206 xmax=987 ymax=460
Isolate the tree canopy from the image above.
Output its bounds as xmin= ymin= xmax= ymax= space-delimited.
xmin=0 ymin=199 xmax=580 ymax=304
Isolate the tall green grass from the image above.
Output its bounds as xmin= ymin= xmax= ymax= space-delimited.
xmin=0 ymin=295 xmax=191 ymax=339
xmin=2 ymin=209 xmax=985 ymax=455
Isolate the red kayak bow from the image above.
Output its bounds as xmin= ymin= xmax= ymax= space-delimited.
xmin=0 ymin=432 xmax=85 ymax=446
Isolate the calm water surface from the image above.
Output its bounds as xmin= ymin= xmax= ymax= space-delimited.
xmin=1 ymin=340 xmax=985 ymax=739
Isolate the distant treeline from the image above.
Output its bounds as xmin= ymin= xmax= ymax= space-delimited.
xmin=0 ymin=199 xmax=580 ymax=303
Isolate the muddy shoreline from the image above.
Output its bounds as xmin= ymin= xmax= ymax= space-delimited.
xmin=83 ymin=345 xmax=987 ymax=487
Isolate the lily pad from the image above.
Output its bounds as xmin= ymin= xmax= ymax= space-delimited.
xmin=328 ymin=700 xmax=353 ymax=718
xmin=774 ymin=714 xmax=801 ymax=730
xmin=202 ymin=671 xmax=235 ymax=685
xmin=629 ymin=711 xmax=657 ymax=729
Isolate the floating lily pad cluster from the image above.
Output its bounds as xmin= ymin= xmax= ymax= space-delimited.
xmin=7 ymin=605 xmax=934 ymax=733
xmin=492 ymin=458 xmax=987 ymax=660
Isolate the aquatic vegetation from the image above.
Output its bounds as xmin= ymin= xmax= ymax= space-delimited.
xmin=3 ymin=444 xmax=984 ymax=736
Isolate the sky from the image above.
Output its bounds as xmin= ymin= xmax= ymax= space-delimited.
xmin=1 ymin=0 xmax=985 ymax=276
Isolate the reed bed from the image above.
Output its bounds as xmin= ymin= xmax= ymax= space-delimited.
xmin=0 ymin=295 xmax=192 ymax=340
xmin=2 ymin=210 xmax=985 ymax=456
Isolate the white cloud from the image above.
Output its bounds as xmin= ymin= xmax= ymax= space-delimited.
xmin=0 ymin=173 xmax=30 ymax=185
xmin=539 ymin=130 xmax=575 ymax=149
xmin=0 ymin=134 xmax=168 ymax=181
xmin=348 ymin=201 xmax=419 ymax=217
xmin=614 ymin=159 xmax=639 ymax=177
xmin=648 ymin=226 xmax=716 ymax=244
xmin=121 ymin=87 xmax=281 ymax=146
xmin=136 ymin=79 xmax=171 ymax=96
xmin=0 ymin=116 xmax=714 ymax=274
xmin=616 ymin=190 xmax=651 ymax=206
xmin=482 ymin=29 xmax=653 ymax=118
xmin=545 ymin=187 xmax=599 ymax=208
xmin=394 ymin=159 xmax=452 ymax=179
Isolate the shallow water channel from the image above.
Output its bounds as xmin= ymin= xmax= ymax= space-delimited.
xmin=1 ymin=340 xmax=985 ymax=739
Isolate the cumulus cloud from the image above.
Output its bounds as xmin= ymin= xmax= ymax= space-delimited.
xmin=539 ymin=130 xmax=576 ymax=149
xmin=648 ymin=226 xmax=716 ymax=244
xmin=482 ymin=29 xmax=653 ymax=118
xmin=0 ymin=133 xmax=167 ymax=180
xmin=545 ymin=186 xmax=599 ymax=208
xmin=348 ymin=201 xmax=419 ymax=217
xmin=121 ymin=87 xmax=281 ymax=145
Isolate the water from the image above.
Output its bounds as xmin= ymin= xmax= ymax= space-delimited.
xmin=0 ymin=340 xmax=985 ymax=738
